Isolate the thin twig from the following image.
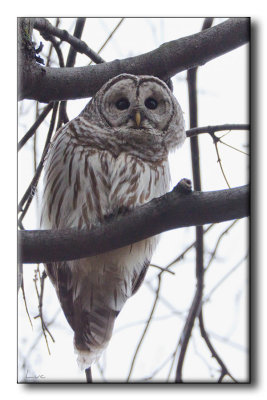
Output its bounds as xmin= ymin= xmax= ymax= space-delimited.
xmin=46 ymin=18 xmax=61 ymax=67
xmin=20 ymin=272 xmax=33 ymax=329
xmin=39 ymin=271 xmax=55 ymax=342
xmin=34 ymin=18 xmax=105 ymax=64
xmin=199 ymin=310 xmax=237 ymax=383
xmin=88 ymin=18 xmax=124 ymax=65
xmin=214 ymin=139 xmax=231 ymax=188
xmin=146 ymin=281 xmax=184 ymax=316
xmin=218 ymin=138 xmax=249 ymax=156
xmin=57 ymin=18 xmax=86 ymax=129
xmin=18 ymin=263 xmax=23 ymax=292
xmin=114 ymin=312 xmax=184 ymax=335
xmin=33 ymin=270 xmax=55 ymax=355
xmin=42 ymin=34 xmax=65 ymax=68
xmin=186 ymin=124 xmax=250 ymax=139
xmin=18 ymin=102 xmax=54 ymax=151
xmin=191 ymin=333 xmax=217 ymax=378
xmin=175 ymin=288 xmax=203 ymax=382
xmin=20 ymin=308 xmax=60 ymax=375
xmin=127 ymin=274 xmax=162 ymax=381
xmin=149 ymin=264 xmax=175 ymax=275
xmin=205 ymin=220 xmax=239 ymax=271
xmin=96 ymin=361 xmax=106 ymax=381
xmin=167 ymin=337 xmax=181 ymax=381
xmin=18 ymin=102 xmax=58 ymax=225
xmin=204 ymin=254 xmax=248 ymax=302
xmin=163 ymin=224 xmax=215 ymax=271
xmin=208 ymin=330 xmax=247 ymax=352
xmin=141 ymin=351 xmax=175 ymax=381
xmin=167 ymin=256 xmax=247 ymax=381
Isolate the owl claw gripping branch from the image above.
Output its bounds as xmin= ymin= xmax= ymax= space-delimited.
xmin=41 ymin=74 xmax=186 ymax=370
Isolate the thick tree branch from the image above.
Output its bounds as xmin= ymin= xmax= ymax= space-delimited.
xmin=18 ymin=184 xmax=249 ymax=264
xmin=19 ymin=18 xmax=249 ymax=102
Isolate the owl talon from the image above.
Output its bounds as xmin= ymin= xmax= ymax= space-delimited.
xmin=174 ymin=178 xmax=192 ymax=193
xmin=104 ymin=206 xmax=130 ymax=222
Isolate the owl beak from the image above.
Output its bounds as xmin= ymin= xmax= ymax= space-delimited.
xmin=135 ymin=111 xmax=141 ymax=128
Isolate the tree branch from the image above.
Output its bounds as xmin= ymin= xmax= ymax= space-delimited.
xmin=57 ymin=18 xmax=87 ymax=129
xmin=34 ymin=18 xmax=105 ymax=64
xmin=18 ymin=184 xmax=249 ymax=264
xmin=19 ymin=18 xmax=249 ymax=102
xmin=18 ymin=102 xmax=59 ymax=216
xmin=186 ymin=124 xmax=249 ymax=138
xmin=175 ymin=16 xmax=208 ymax=378
xmin=18 ymin=102 xmax=54 ymax=151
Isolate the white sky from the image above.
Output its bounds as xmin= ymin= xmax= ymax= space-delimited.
xmin=2 ymin=2 xmax=267 ymax=397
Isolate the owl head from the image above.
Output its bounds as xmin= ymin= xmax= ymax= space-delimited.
xmin=82 ymin=74 xmax=186 ymax=152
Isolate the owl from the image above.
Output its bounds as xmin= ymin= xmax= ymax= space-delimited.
xmin=41 ymin=74 xmax=185 ymax=370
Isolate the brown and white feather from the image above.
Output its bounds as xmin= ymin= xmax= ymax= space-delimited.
xmin=41 ymin=74 xmax=185 ymax=369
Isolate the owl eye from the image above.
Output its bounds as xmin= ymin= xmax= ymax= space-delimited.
xmin=115 ymin=98 xmax=130 ymax=110
xmin=145 ymin=97 xmax=158 ymax=110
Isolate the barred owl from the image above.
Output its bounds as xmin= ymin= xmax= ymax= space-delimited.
xmin=41 ymin=74 xmax=185 ymax=370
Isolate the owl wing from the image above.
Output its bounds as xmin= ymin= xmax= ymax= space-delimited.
xmin=41 ymin=124 xmax=170 ymax=369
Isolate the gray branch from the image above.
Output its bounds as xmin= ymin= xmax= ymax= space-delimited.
xmin=18 ymin=184 xmax=249 ymax=264
xmin=19 ymin=18 xmax=249 ymax=102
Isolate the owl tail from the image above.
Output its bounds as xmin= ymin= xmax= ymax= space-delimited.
xmin=72 ymin=306 xmax=120 ymax=370
xmin=49 ymin=257 xmax=147 ymax=370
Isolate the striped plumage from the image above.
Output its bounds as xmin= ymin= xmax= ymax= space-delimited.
xmin=41 ymin=74 xmax=185 ymax=369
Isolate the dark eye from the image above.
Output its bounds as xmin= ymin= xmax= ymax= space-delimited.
xmin=115 ymin=98 xmax=130 ymax=110
xmin=145 ymin=97 xmax=158 ymax=110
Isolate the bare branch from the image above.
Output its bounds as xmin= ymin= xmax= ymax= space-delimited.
xmin=175 ymin=286 xmax=203 ymax=382
xmin=186 ymin=124 xmax=250 ymax=138
xmin=18 ymin=184 xmax=249 ymax=264
xmin=43 ymin=35 xmax=65 ymax=68
xmin=45 ymin=18 xmax=61 ymax=67
xmin=18 ymin=102 xmax=58 ymax=221
xmin=18 ymin=102 xmax=54 ymax=151
xmin=175 ymin=17 xmax=208 ymax=380
xmin=88 ymin=18 xmax=124 ymax=65
xmin=163 ymin=224 xmax=215 ymax=271
xmin=66 ymin=18 xmax=87 ymax=67
xmin=199 ymin=310 xmax=237 ymax=383
xmin=205 ymin=220 xmax=239 ymax=271
xmin=34 ymin=18 xmax=105 ymax=64
xmin=204 ymin=255 xmax=248 ymax=301
xmin=20 ymin=270 xmax=33 ymax=329
xmin=57 ymin=18 xmax=87 ymax=129
xmin=19 ymin=18 xmax=249 ymax=102
xmin=218 ymin=139 xmax=249 ymax=156
xmin=127 ymin=274 xmax=162 ymax=381
xmin=214 ymin=139 xmax=231 ymax=188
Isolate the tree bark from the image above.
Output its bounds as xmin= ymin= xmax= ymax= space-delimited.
xmin=18 ymin=18 xmax=250 ymax=102
xmin=18 ymin=184 xmax=249 ymax=264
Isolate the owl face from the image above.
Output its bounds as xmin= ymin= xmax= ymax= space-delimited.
xmin=82 ymin=74 xmax=185 ymax=153
xmin=97 ymin=75 xmax=175 ymax=133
